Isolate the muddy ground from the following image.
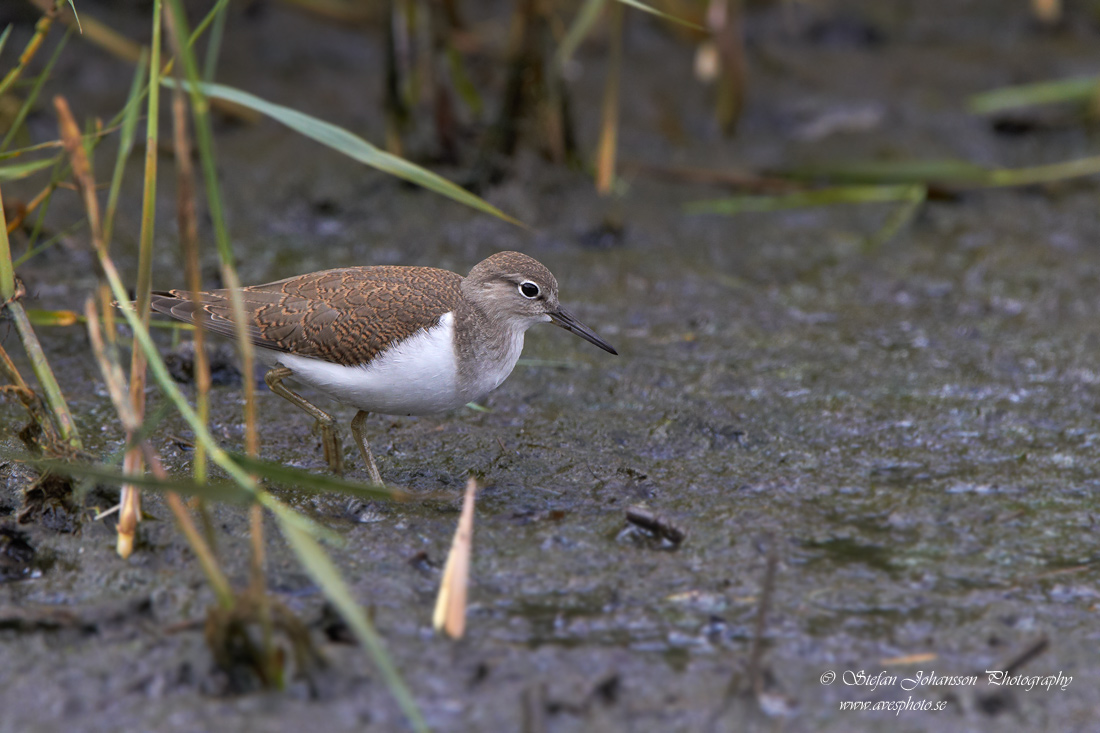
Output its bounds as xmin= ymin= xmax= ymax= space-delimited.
xmin=2 ymin=1 xmax=1099 ymax=731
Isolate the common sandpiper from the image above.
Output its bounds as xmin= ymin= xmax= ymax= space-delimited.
xmin=150 ymin=251 xmax=618 ymax=484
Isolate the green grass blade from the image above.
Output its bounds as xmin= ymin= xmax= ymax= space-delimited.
xmin=104 ymin=48 xmax=149 ymax=246
xmin=21 ymin=456 xmax=255 ymax=504
xmin=171 ymin=79 xmax=524 ymax=228
xmin=774 ymin=154 xmax=1100 ymax=191
xmin=274 ymin=509 xmax=429 ymax=733
xmin=189 ymin=0 xmax=232 ymax=57
xmin=969 ymin=76 xmax=1100 ymax=114
xmin=615 ymin=0 xmax=703 ymax=30
xmin=981 ymin=154 xmax=1100 ymax=187
xmin=228 ymin=452 xmax=408 ymax=502
xmin=0 ymin=141 xmax=70 ymax=162
xmin=202 ymin=0 xmax=229 ymax=81
xmin=556 ymin=0 xmax=607 ymax=70
xmin=64 ymin=0 xmax=83 ymax=34
xmin=0 ymin=25 xmax=12 ymax=57
xmin=780 ymin=159 xmax=989 ymax=185
xmin=445 ymin=46 xmax=482 ymax=118
xmin=0 ymin=157 xmax=58 ymax=181
xmin=0 ymin=126 xmax=129 ymax=162
xmin=24 ymin=308 xmax=83 ymax=326
xmin=685 ymin=184 xmax=921 ymax=214
xmin=0 ymin=185 xmax=12 ymax=300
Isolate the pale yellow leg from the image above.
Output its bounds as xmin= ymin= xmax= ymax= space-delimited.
xmin=351 ymin=410 xmax=384 ymax=486
xmin=264 ymin=367 xmax=344 ymax=475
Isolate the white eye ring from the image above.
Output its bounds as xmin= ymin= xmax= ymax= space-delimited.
xmin=519 ymin=281 xmax=540 ymax=299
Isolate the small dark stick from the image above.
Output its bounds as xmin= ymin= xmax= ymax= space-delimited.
xmin=625 ymin=505 xmax=686 ymax=545
xmin=1000 ymin=636 xmax=1050 ymax=677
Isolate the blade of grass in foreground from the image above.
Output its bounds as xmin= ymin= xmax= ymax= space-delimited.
xmin=22 ymin=308 xmax=190 ymax=329
xmin=21 ymin=457 xmax=254 ymax=504
xmin=170 ymin=79 xmax=524 ymax=228
xmin=556 ymin=0 xmax=607 ymax=71
xmin=0 ymin=158 xmax=59 ymax=181
xmin=24 ymin=308 xmax=82 ymax=326
xmin=278 ymin=513 xmax=429 ymax=733
xmin=778 ymin=159 xmax=989 ymax=186
xmin=969 ymin=75 xmax=1100 ymax=114
xmin=228 ymin=453 xmax=408 ymax=502
xmin=20 ymin=453 xmax=409 ymax=508
xmin=686 ymin=184 xmax=920 ymax=215
xmin=615 ymin=0 xmax=703 ymax=30
xmin=779 ymin=155 xmax=1100 ymax=190
xmin=0 ymin=187 xmax=13 ymax=304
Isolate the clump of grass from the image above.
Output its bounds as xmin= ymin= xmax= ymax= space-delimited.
xmin=0 ymin=186 xmax=81 ymax=455
xmin=1 ymin=1 xmax=529 ymax=726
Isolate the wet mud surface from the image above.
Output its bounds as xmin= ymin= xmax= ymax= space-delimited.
xmin=2 ymin=1 xmax=1100 ymax=731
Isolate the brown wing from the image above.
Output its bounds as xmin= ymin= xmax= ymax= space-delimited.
xmin=150 ymin=266 xmax=464 ymax=366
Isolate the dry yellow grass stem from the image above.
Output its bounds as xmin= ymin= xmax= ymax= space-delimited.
xmin=433 ymin=476 xmax=478 ymax=639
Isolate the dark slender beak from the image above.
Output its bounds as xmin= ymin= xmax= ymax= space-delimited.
xmin=548 ymin=307 xmax=618 ymax=355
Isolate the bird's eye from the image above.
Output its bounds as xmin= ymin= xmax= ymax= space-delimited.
xmin=519 ymin=281 xmax=540 ymax=299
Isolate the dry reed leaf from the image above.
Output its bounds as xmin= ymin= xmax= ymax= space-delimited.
xmin=880 ymin=652 xmax=938 ymax=666
xmin=1032 ymin=0 xmax=1061 ymax=24
xmin=433 ymin=476 xmax=477 ymax=639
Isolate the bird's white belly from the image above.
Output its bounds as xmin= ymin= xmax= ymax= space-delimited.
xmin=261 ymin=313 xmax=464 ymax=415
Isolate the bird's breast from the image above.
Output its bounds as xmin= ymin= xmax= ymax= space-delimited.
xmin=454 ymin=319 xmax=526 ymax=404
